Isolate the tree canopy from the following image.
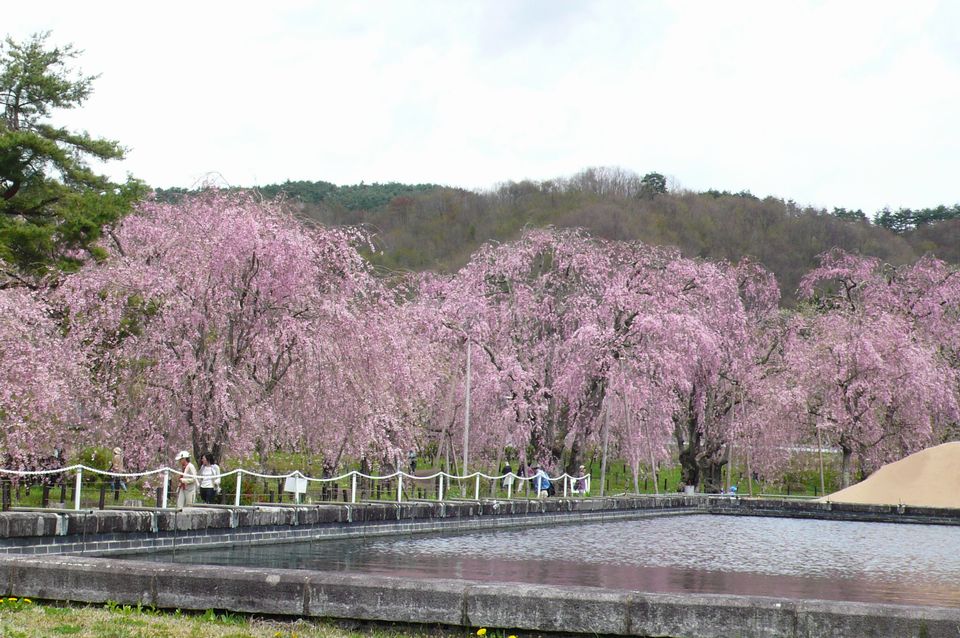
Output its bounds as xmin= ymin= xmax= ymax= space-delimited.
xmin=1 ymin=188 xmax=957 ymax=491
xmin=0 ymin=32 xmax=143 ymax=277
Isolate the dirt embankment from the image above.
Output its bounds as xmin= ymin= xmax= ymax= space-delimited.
xmin=822 ymin=441 xmax=960 ymax=509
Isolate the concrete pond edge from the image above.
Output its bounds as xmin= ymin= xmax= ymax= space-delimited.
xmin=1 ymin=553 xmax=959 ymax=638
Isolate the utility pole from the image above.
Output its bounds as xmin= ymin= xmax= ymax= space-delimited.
xmin=599 ymin=399 xmax=610 ymax=497
xmin=462 ymin=340 xmax=472 ymax=476
xmin=817 ymin=428 xmax=826 ymax=496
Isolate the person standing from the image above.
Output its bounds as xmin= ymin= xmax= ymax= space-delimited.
xmin=516 ymin=462 xmax=528 ymax=496
xmin=407 ymin=450 xmax=417 ymax=474
xmin=532 ymin=463 xmax=551 ymax=498
xmin=109 ymin=447 xmax=127 ymax=492
xmin=198 ymin=453 xmax=221 ymax=504
xmin=501 ymin=462 xmax=514 ymax=494
xmin=175 ymin=450 xmax=198 ymax=508
xmin=573 ymin=464 xmax=590 ymax=495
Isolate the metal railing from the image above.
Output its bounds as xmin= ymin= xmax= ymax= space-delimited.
xmin=0 ymin=465 xmax=594 ymax=511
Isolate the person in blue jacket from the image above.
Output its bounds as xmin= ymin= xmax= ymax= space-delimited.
xmin=532 ymin=463 xmax=551 ymax=498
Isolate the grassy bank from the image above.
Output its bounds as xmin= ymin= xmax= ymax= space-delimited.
xmin=0 ymin=598 xmax=461 ymax=638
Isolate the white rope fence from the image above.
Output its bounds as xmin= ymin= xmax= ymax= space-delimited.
xmin=0 ymin=465 xmax=593 ymax=511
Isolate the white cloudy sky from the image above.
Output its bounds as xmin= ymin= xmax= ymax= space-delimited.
xmin=6 ymin=1 xmax=960 ymax=213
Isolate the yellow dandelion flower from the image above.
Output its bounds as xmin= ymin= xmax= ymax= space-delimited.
xmin=7 ymin=597 xmax=16 ymax=602
xmin=477 ymin=629 xmax=487 ymax=636
xmin=22 ymin=598 xmax=31 ymax=603
xmin=509 ymin=635 xmax=517 ymax=638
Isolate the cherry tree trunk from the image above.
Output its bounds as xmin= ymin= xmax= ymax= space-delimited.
xmin=678 ymin=442 xmax=700 ymax=490
xmin=699 ymin=459 xmax=725 ymax=494
xmin=840 ymin=446 xmax=853 ymax=489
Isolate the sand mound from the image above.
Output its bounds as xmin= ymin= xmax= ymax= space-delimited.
xmin=821 ymin=441 xmax=960 ymax=509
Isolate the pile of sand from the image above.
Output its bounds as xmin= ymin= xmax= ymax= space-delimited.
xmin=821 ymin=441 xmax=960 ymax=509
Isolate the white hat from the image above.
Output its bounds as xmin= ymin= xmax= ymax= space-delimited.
xmin=174 ymin=450 xmax=190 ymax=461
xmin=113 ymin=447 xmax=122 ymax=455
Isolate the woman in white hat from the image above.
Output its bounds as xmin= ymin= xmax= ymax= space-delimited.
xmin=573 ymin=464 xmax=589 ymax=496
xmin=174 ymin=450 xmax=198 ymax=508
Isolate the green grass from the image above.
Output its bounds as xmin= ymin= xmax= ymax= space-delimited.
xmin=0 ymin=600 xmax=486 ymax=638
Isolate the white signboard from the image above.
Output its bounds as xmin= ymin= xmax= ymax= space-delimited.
xmin=283 ymin=475 xmax=307 ymax=494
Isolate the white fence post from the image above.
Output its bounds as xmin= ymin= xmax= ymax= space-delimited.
xmin=351 ymin=471 xmax=357 ymax=504
xmin=161 ymin=469 xmax=169 ymax=509
xmin=73 ymin=468 xmax=82 ymax=511
xmin=438 ymin=474 xmax=444 ymax=501
xmin=507 ymin=475 xmax=512 ymax=499
xmin=563 ymin=474 xmax=568 ymax=498
xmin=397 ymin=474 xmax=403 ymax=503
xmin=234 ymin=470 xmax=243 ymax=506
xmin=474 ymin=474 xmax=480 ymax=500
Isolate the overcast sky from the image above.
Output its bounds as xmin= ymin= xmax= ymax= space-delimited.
xmin=6 ymin=1 xmax=960 ymax=214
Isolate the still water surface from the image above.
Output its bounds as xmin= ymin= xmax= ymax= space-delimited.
xmin=135 ymin=514 xmax=960 ymax=607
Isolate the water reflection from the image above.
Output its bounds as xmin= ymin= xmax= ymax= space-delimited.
xmin=133 ymin=514 xmax=960 ymax=607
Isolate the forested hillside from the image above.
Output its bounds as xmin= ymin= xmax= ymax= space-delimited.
xmin=157 ymin=168 xmax=960 ymax=303
xmin=155 ymin=180 xmax=439 ymax=213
